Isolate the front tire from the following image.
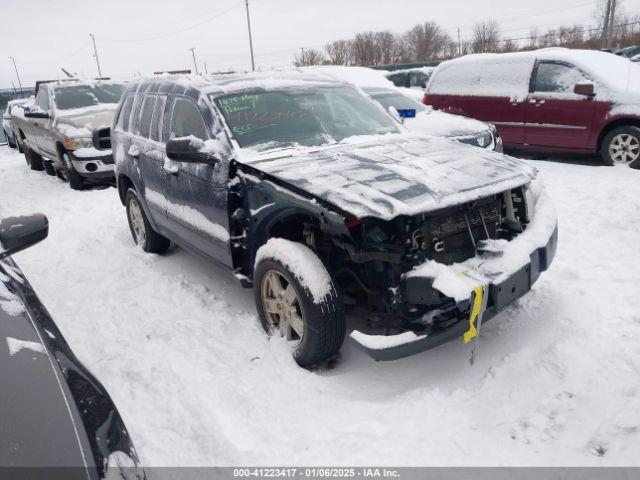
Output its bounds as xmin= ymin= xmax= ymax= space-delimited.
xmin=62 ymin=153 xmax=84 ymax=190
xmin=125 ymin=188 xmax=171 ymax=254
xmin=254 ymin=238 xmax=346 ymax=368
xmin=601 ymin=126 xmax=640 ymax=167
xmin=43 ymin=161 xmax=56 ymax=176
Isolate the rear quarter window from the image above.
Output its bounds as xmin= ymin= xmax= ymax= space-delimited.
xmin=136 ymin=95 xmax=156 ymax=138
xmin=116 ymin=95 xmax=134 ymax=132
xmin=428 ymin=55 xmax=536 ymax=101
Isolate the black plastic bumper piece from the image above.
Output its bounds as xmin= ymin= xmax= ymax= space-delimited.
xmin=351 ymin=226 xmax=558 ymax=362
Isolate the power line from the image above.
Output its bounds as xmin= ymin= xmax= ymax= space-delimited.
xmin=101 ymin=1 xmax=242 ymax=43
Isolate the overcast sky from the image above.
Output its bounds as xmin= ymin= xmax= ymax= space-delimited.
xmin=3 ymin=0 xmax=640 ymax=89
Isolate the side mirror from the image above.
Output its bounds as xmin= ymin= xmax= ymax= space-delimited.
xmin=92 ymin=127 xmax=111 ymax=151
xmin=166 ymin=137 xmax=217 ymax=164
xmin=0 ymin=214 xmax=49 ymax=260
xmin=574 ymin=83 xmax=595 ymax=97
xmin=24 ymin=109 xmax=50 ymax=119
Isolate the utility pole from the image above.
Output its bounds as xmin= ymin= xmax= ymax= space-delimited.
xmin=608 ymin=0 xmax=618 ymax=48
xmin=457 ymin=28 xmax=462 ymax=56
xmin=245 ymin=0 xmax=256 ymax=71
xmin=9 ymin=56 xmax=23 ymax=97
xmin=601 ymin=0 xmax=613 ymax=49
xmin=204 ymin=62 xmax=208 ymax=74
xmin=189 ymin=47 xmax=199 ymax=75
xmin=89 ymin=34 xmax=103 ymax=77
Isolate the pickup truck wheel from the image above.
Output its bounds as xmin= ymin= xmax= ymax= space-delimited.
xmin=62 ymin=153 xmax=85 ymax=190
xmin=24 ymin=144 xmax=44 ymax=171
xmin=254 ymin=239 xmax=345 ymax=368
xmin=43 ymin=161 xmax=56 ymax=176
xmin=125 ymin=188 xmax=171 ymax=254
xmin=7 ymin=136 xmax=16 ymax=148
xmin=602 ymin=126 xmax=640 ymax=167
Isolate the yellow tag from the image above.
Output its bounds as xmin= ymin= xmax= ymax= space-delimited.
xmin=463 ymin=285 xmax=485 ymax=344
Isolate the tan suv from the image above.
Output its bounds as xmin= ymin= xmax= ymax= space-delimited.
xmin=14 ymin=80 xmax=125 ymax=189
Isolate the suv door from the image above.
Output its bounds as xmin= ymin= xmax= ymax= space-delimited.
xmin=133 ymin=93 xmax=174 ymax=234
xmin=525 ymin=61 xmax=597 ymax=149
xmin=163 ymin=96 xmax=232 ymax=267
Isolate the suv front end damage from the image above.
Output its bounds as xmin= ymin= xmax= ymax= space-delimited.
xmin=336 ymin=175 xmax=557 ymax=361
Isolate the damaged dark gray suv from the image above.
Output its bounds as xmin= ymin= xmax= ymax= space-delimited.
xmin=106 ymin=72 xmax=558 ymax=367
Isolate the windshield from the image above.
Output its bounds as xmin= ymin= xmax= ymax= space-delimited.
xmin=53 ymin=83 xmax=125 ymax=111
xmin=212 ymin=85 xmax=400 ymax=150
xmin=367 ymin=90 xmax=428 ymax=113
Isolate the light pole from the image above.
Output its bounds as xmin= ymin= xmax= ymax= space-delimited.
xmin=89 ymin=34 xmax=103 ymax=77
xmin=245 ymin=0 xmax=255 ymax=71
xmin=9 ymin=56 xmax=23 ymax=97
xmin=189 ymin=48 xmax=199 ymax=75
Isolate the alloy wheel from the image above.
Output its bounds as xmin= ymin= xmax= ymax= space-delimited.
xmin=128 ymin=198 xmax=146 ymax=246
xmin=609 ymin=133 xmax=640 ymax=164
xmin=260 ymin=270 xmax=304 ymax=346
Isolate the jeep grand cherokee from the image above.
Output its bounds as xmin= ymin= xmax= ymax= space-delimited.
xmin=105 ymin=72 xmax=558 ymax=367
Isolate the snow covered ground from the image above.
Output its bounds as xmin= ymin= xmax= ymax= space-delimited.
xmin=1 ymin=146 xmax=640 ymax=466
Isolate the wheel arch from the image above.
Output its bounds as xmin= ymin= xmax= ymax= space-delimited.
xmin=597 ymin=117 xmax=640 ymax=151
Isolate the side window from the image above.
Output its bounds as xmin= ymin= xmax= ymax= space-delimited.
xmin=37 ymin=89 xmax=50 ymax=111
xmin=387 ymin=73 xmax=406 ymax=88
xmin=169 ymin=97 xmax=209 ymax=140
xmin=150 ymin=96 xmax=167 ymax=142
xmin=533 ymin=62 xmax=589 ymax=93
xmin=116 ymin=96 xmax=134 ymax=131
xmin=137 ymin=95 xmax=157 ymax=138
xmin=410 ymin=72 xmax=428 ymax=88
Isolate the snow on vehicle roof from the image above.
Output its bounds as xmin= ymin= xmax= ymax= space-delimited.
xmin=132 ymin=70 xmax=349 ymax=96
xmin=305 ymin=66 xmax=397 ymax=89
xmin=384 ymin=66 xmax=435 ymax=76
xmin=428 ymin=48 xmax=640 ymax=101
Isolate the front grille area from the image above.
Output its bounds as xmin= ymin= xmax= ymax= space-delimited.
xmin=405 ymin=194 xmax=503 ymax=266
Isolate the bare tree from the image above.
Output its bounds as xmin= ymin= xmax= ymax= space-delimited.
xmin=352 ymin=32 xmax=379 ymax=66
xmin=471 ymin=21 xmax=500 ymax=53
xmin=293 ymin=48 xmax=325 ymax=67
xmin=374 ymin=31 xmax=401 ymax=65
xmin=325 ymin=40 xmax=353 ymax=65
xmin=404 ymin=22 xmax=451 ymax=61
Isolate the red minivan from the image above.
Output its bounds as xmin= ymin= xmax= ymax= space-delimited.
xmin=424 ymin=48 xmax=640 ymax=167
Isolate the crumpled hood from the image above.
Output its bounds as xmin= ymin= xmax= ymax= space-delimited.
xmin=238 ymin=133 xmax=537 ymax=220
xmin=54 ymin=105 xmax=117 ymax=136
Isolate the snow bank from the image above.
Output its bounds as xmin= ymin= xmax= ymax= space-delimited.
xmin=254 ymin=238 xmax=331 ymax=304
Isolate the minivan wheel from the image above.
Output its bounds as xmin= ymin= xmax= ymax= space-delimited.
xmin=24 ymin=144 xmax=44 ymax=171
xmin=254 ymin=239 xmax=346 ymax=368
xmin=125 ymin=188 xmax=171 ymax=254
xmin=602 ymin=126 xmax=640 ymax=167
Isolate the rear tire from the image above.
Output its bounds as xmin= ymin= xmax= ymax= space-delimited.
xmin=125 ymin=188 xmax=171 ymax=254
xmin=24 ymin=144 xmax=44 ymax=171
xmin=7 ymin=136 xmax=16 ymax=149
xmin=601 ymin=126 xmax=640 ymax=167
xmin=254 ymin=238 xmax=346 ymax=368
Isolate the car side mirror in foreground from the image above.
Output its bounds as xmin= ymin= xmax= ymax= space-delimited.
xmin=24 ymin=109 xmax=50 ymax=119
xmin=92 ymin=127 xmax=111 ymax=151
xmin=574 ymin=83 xmax=595 ymax=97
xmin=166 ymin=137 xmax=218 ymax=164
xmin=0 ymin=214 xmax=49 ymax=260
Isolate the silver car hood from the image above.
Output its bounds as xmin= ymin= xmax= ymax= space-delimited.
xmin=238 ymin=133 xmax=537 ymax=220
xmin=54 ymin=105 xmax=117 ymax=132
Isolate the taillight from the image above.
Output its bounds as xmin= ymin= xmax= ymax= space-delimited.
xmin=422 ymin=94 xmax=429 ymax=105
